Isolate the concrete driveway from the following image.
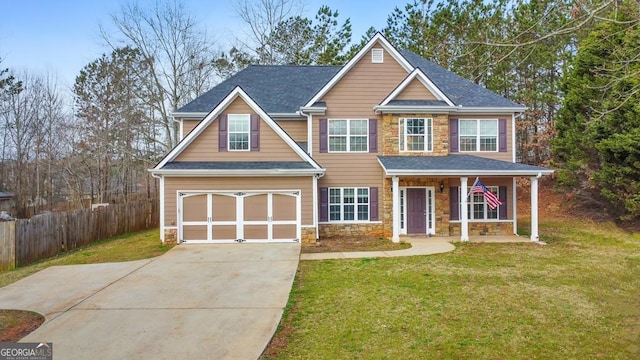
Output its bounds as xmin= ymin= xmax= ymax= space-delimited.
xmin=0 ymin=243 xmax=300 ymax=359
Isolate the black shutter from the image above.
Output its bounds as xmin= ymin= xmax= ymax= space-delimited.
xmin=449 ymin=118 xmax=459 ymax=153
xmin=450 ymin=186 xmax=459 ymax=220
xmin=369 ymin=187 xmax=378 ymax=221
xmin=218 ymin=114 xmax=228 ymax=152
xmin=499 ymin=186 xmax=508 ymax=219
xmin=319 ymin=187 xmax=328 ymax=222
xmin=319 ymin=119 xmax=328 ymax=153
xmin=369 ymin=119 xmax=377 ymax=153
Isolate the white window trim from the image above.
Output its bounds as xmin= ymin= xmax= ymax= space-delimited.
xmin=458 ymin=186 xmax=501 ymax=222
xmin=328 ymin=119 xmax=369 ymax=153
xmin=399 ymin=117 xmax=433 ymax=153
xmin=228 ymin=114 xmax=251 ymax=151
xmin=328 ymin=187 xmax=370 ymax=222
xmin=458 ymin=118 xmax=499 ymax=153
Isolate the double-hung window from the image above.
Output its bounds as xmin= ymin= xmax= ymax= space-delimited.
xmin=399 ymin=117 xmax=432 ymax=152
xmin=459 ymin=186 xmax=499 ymax=220
xmin=329 ymin=187 xmax=369 ymax=221
xmin=228 ymin=114 xmax=250 ymax=151
xmin=328 ymin=119 xmax=368 ymax=152
xmin=459 ymin=119 xmax=498 ymax=152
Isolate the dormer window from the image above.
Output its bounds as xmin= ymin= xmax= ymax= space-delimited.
xmin=372 ymin=48 xmax=384 ymax=63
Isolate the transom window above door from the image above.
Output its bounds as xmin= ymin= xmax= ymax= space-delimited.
xmin=399 ymin=117 xmax=433 ymax=152
xmin=228 ymin=114 xmax=250 ymax=151
xmin=459 ymin=119 xmax=498 ymax=152
xmin=328 ymin=119 xmax=369 ymax=152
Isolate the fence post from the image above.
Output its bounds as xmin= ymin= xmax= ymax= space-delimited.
xmin=0 ymin=221 xmax=17 ymax=270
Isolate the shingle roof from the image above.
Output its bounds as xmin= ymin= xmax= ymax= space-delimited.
xmin=399 ymin=50 xmax=523 ymax=108
xmin=177 ymin=65 xmax=340 ymax=114
xmin=386 ymin=99 xmax=450 ymax=106
xmin=162 ymin=161 xmax=315 ymax=170
xmin=378 ymin=155 xmax=551 ymax=175
xmin=177 ymin=49 xmax=523 ymax=114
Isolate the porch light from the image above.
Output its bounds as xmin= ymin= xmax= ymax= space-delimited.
xmin=440 ymin=181 xmax=445 ymax=193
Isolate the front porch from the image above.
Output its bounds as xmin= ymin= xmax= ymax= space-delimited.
xmin=377 ymin=155 xmax=554 ymax=243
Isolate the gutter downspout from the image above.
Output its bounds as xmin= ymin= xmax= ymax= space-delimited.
xmin=313 ymin=172 xmax=325 ymax=241
xmin=151 ymin=173 xmax=165 ymax=244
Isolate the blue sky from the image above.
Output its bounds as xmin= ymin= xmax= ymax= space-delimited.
xmin=1 ymin=0 xmax=409 ymax=93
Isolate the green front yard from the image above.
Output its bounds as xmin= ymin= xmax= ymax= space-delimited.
xmin=264 ymin=220 xmax=640 ymax=359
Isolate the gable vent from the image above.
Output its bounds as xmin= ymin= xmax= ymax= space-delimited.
xmin=372 ymin=48 xmax=384 ymax=63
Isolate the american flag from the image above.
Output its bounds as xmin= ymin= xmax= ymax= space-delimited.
xmin=470 ymin=179 xmax=503 ymax=210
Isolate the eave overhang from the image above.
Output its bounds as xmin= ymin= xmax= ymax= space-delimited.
xmin=374 ymin=105 xmax=528 ymax=115
xmin=148 ymin=168 xmax=325 ymax=177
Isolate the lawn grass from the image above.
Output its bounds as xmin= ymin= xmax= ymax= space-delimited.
xmin=0 ymin=228 xmax=172 ymax=288
xmin=264 ymin=219 xmax=640 ymax=359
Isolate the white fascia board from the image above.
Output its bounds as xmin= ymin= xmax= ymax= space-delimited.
xmin=304 ymin=32 xmax=414 ymax=107
xmin=171 ymin=112 xmax=209 ymax=119
xmin=299 ymin=106 xmax=327 ymax=114
xmin=381 ymin=169 xmax=555 ymax=177
xmin=374 ymin=105 xmax=527 ymax=114
xmin=374 ymin=105 xmax=456 ymax=114
xmin=270 ymin=113 xmax=305 ymax=119
xmin=380 ymin=69 xmax=455 ymax=107
xmin=154 ymin=86 xmax=323 ymax=171
xmin=148 ymin=168 xmax=325 ymax=177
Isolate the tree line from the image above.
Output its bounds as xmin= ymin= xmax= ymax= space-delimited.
xmin=1 ymin=0 xmax=638 ymax=220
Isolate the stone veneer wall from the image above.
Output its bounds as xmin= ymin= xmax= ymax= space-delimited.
xmin=382 ymin=113 xmax=450 ymax=156
xmin=301 ymin=227 xmax=317 ymax=244
xmin=448 ymin=222 xmax=515 ymax=236
xmin=382 ymin=177 xmax=452 ymax=237
xmin=164 ymin=228 xmax=178 ymax=245
xmin=319 ymin=223 xmax=385 ymax=238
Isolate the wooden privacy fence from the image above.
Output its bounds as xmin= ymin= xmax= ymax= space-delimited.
xmin=0 ymin=199 xmax=159 ymax=270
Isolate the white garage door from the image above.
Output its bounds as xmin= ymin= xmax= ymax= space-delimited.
xmin=178 ymin=190 xmax=300 ymax=243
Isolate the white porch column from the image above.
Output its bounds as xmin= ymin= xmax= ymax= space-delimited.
xmin=392 ymin=176 xmax=400 ymax=243
xmin=460 ymin=177 xmax=469 ymax=242
xmin=530 ymin=175 xmax=540 ymax=241
xmin=512 ymin=177 xmax=518 ymax=235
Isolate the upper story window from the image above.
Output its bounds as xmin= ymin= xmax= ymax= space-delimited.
xmin=228 ymin=114 xmax=250 ymax=151
xmin=459 ymin=119 xmax=498 ymax=152
xmin=399 ymin=118 xmax=433 ymax=152
xmin=328 ymin=119 xmax=368 ymax=152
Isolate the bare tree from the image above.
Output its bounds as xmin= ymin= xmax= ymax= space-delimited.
xmin=102 ymin=0 xmax=218 ymax=150
xmin=233 ymin=0 xmax=306 ymax=64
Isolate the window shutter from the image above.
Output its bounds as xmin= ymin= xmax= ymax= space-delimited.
xmin=498 ymin=119 xmax=507 ymax=152
xmin=498 ymin=186 xmax=508 ymax=219
xmin=218 ymin=114 xmax=228 ymax=152
xmin=450 ymin=186 xmax=459 ymax=220
xmin=319 ymin=118 xmax=328 ymax=153
xmin=250 ymin=114 xmax=260 ymax=151
xmin=369 ymin=187 xmax=378 ymax=221
xmin=449 ymin=118 xmax=459 ymax=153
xmin=369 ymin=119 xmax=378 ymax=153
xmin=319 ymin=187 xmax=328 ymax=222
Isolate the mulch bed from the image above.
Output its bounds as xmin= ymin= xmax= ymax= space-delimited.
xmin=0 ymin=310 xmax=44 ymax=342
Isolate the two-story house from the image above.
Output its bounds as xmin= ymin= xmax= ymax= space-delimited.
xmin=150 ymin=33 xmax=552 ymax=245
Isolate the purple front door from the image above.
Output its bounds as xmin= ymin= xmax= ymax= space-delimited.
xmin=407 ymin=188 xmax=426 ymax=234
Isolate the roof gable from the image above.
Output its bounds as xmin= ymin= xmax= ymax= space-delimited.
xmin=380 ymin=68 xmax=455 ymax=107
xmin=154 ymin=86 xmax=323 ymax=171
xmin=304 ymin=33 xmax=414 ymax=108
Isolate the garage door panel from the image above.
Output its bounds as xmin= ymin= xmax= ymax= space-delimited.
xmin=272 ymin=194 xmax=296 ymax=221
xmin=273 ymin=224 xmax=297 ymax=239
xmin=212 ymin=195 xmax=236 ymax=222
xmin=183 ymin=194 xmax=207 ymax=222
xmin=212 ymin=225 xmax=236 ymax=240
xmin=244 ymin=194 xmax=268 ymax=221
xmin=182 ymin=225 xmax=208 ymax=241
xmin=244 ymin=225 xmax=268 ymax=240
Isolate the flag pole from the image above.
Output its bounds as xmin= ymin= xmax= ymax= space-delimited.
xmin=466 ymin=177 xmax=479 ymax=200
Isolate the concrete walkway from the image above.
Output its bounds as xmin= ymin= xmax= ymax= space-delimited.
xmin=0 ymin=243 xmax=300 ymax=360
xmin=301 ymin=237 xmax=456 ymax=260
